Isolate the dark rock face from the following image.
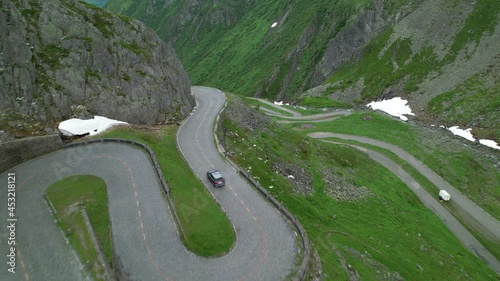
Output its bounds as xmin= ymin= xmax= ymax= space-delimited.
xmin=223 ymin=95 xmax=271 ymax=132
xmin=311 ymin=0 xmax=406 ymax=86
xmin=0 ymin=0 xmax=195 ymax=132
xmin=256 ymin=0 xmax=412 ymax=100
xmin=144 ymin=0 xmax=256 ymax=43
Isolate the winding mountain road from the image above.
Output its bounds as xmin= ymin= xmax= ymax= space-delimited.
xmin=257 ymin=99 xmax=500 ymax=275
xmin=249 ymin=98 xmax=351 ymax=123
xmin=0 ymin=87 xmax=297 ymax=280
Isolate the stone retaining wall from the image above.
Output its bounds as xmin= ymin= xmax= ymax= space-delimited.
xmin=0 ymin=134 xmax=63 ymax=174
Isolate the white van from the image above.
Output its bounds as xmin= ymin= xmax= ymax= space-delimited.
xmin=439 ymin=190 xmax=450 ymax=201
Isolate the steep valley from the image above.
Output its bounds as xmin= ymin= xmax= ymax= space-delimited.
xmin=105 ymin=0 xmax=499 ymax=142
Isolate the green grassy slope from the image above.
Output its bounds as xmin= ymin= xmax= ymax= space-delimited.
xmin=46 ymin=175 xmax=111 ymax=281
xmin=297 ymin=112 xmax=500 ymax=220
xmin=221 ymin=95 xmax=497 ymax=280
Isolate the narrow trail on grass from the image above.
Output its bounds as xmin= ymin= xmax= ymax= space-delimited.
xmin=257 ymin=99 xmax=500 ymax=275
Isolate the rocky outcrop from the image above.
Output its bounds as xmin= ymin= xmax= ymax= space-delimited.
xmin=164 ymin=0 xmax=254 ymax=43
xmin=253 ymin=0 xmax=413 ymax=100
xmin=107 ymin=0 xmax=255 ymax=44
xmin=310 ymin=0 xmax=411 ymax=87
xmin=0 ymin=0 xmax=195 ymax=136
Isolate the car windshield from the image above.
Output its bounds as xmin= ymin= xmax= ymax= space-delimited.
xmin=212 ymin=171 xmax=223 ymax=179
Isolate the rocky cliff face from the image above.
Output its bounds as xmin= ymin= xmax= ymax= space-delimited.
xmin=310 ymin=0 xmax=409 ymax=86
xmin=0 ymin=0 xmax=195 ymax=137
xmin=106 ymin=0 xmax=255 ymax=44
xmin=258 ymin=0 xmax=412 ymax=100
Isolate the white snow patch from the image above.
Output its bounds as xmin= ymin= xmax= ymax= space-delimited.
xmin=447 ymin=126 xmax=499 ymax=150
xmin=274 ymin=101 xmax=290 ymax=106
xmin=58 ymin=116 xmax=128 ymax=136
xmin=271 ymin=22 xmax=278 ymax=28
xmin=366 ymin=97 xmax=415 ymax=121
xmin=448 ymin=126 xmax=475 ymax=142
xmin=479 ymin=139 xmax=500 ymax=150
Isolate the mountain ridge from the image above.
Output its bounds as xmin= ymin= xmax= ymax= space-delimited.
xmin=105 ymin=0 xmax=499 ymax=142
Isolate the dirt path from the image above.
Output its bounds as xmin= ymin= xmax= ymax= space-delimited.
xmin=247 ymin=98 xmax=302 ymax=117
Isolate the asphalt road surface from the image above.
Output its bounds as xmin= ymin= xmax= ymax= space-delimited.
xmin=0 ymin=87 xmax=297 ymax=280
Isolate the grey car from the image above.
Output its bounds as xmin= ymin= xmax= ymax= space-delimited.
xmin=207 ymin=169 xmax=225 ymax=187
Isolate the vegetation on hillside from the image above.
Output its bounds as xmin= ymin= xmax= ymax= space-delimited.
xmin=249 ymin=96 xmax=500 ymax=260
xmin=324 ymin=0 xmax=500 ymax=140
xmin=220 ymin=95 xmax=497 ymax=280
xmin=105 ymin=0 xmax=378 ymax=95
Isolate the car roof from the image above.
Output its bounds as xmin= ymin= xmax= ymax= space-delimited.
xmin=209 ymin=170 xmax=223 ymax=179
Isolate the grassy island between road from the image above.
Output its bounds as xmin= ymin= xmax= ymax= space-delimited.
xmin=99 ymin=125 xmax=236 ymax=257
xmin=45 ymin=175 xmax=111 ymax=281
xmin=45 ymin=125 xmax=237 ymax=280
